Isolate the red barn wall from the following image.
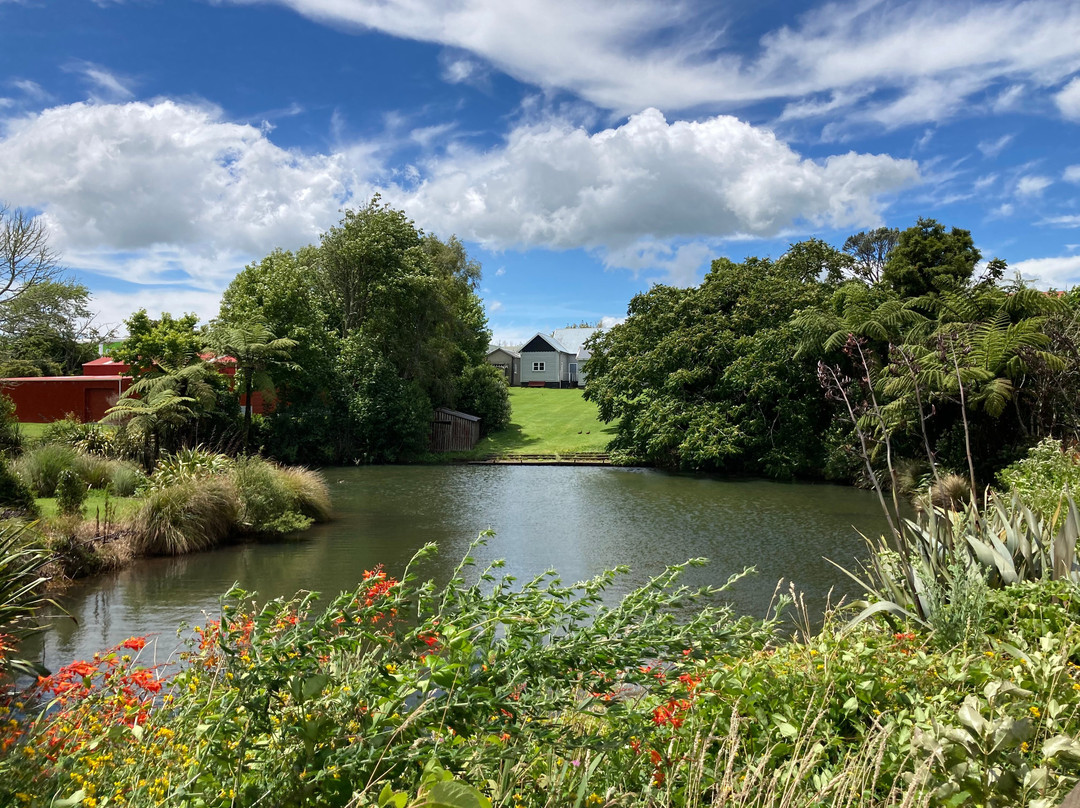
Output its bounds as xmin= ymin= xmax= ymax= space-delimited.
xmin=1 ymin=377 xmax=132 ymax=423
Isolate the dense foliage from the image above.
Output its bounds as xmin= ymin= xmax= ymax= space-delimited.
xmin=217 ymin=198 xmax=503 ymax=464
xmin=5 ymin=545 xmax=1080 ymax=807
xmin=585 ymin=219 xmax=1078 ymax=486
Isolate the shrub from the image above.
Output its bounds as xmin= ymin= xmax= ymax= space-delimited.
xmin=38 ymin=413 xmax=88 ymax=447
xmin=0 ymin=459 xmax=36 ymax=515
xmin=55 ymin=469 xmax=87 ymax=517
xmin=998 ymin=437 xmax=1080 ymax=526
xmin=11 ymin=443 xmax=78 ymax=497
xmin=71 ymin=452 xmax=112 ymax=489
xmin=229 ymin=455 xmax=313 ymax=535
xmin=105 ymin=461 xmax=145 ymax=497
xmin=0 ymin=393 xmax=20 ymax=456
xmin=456 ymin=363 xmax=512 ymax=436
xmin=133 ymin=478 xmax=238 ymax=556
xmin=149 ymin=447 xmax=233 ymax=490
xmin=275 ymin=465 xmax=333 ymax=522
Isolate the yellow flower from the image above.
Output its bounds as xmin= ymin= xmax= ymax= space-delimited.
xmin=1030 ymin=706 xmax=1041 ymax=718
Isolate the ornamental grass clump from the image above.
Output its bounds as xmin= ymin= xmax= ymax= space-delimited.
xmin=276 ymin=464 xmax=333 ymax=523
xmin=133 ymin=477 xmax=238 ymax=556
xmin=229 ymin=454 xmax=317 ymax=535
xmin=11 ymin=442 xmax=78 ymax=497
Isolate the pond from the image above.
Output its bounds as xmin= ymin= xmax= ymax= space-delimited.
xmin=35 ymin=465 xmax=888 ymax=671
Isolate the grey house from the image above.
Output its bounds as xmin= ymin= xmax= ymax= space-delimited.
xmin=485 ymin=346 xmax=520 ymax=385
xmin=517 ymin=327 xmax=600 ymax=387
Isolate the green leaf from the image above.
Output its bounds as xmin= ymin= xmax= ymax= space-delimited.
xmin=423 ymin=781 xmax=492 ymax=808
xmin=52 ymin=791 xmax=86 ymax=807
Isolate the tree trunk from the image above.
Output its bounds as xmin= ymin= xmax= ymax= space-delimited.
xmin=243 ymin=370 xmax=253 ymax=454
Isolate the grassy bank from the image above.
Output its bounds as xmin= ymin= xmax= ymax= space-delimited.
xmin=4 ymin=438 xmax=334 ymax=580
xmin=449 ymin=387 xmax=616 ymax=459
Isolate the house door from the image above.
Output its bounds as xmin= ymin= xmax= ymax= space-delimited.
xmin=568 ymin=363 xmax=577 ymax=384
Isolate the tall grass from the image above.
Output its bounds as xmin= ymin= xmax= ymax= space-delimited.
xmin=12 ymin=443 xmax=78 ymax=497
xmin=229 ymin=455 xmax=327 ymax=535
xmin=276 ymin=465 xmax=333 ymax=522
xmin=133 ymin=478 xmax=238 ymax=556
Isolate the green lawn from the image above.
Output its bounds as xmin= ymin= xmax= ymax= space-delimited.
xmin=471 ymin=387 xmax=616 ymax=455
xmin=17 ymin=422 xmax=49 ymax=441
xmin=35 ymin=490 xmax=143 ymax=522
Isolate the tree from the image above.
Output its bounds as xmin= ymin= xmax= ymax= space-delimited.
xmin=103 ymin=388 xmax=197 ymax=471
xmin=0 ymin=280 xmax=102 ymax=374
xmin=456 ymin=364 xmax=511 ymax=436
xmin=0 ymin=204 xmax=62 ymax=305
xmin=881 ymin=219 xmax=980 ymax=298
xmin=209 ymin=315 xmax=296 ymax=453
xmin=113 ymin=310 xmax=202 ymax=375
xmin=585 ymin=250 xmax=832 ymax=476
xmin=841 ymin=227 xmax=899 ymax=285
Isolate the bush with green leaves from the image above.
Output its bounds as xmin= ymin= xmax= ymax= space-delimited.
xmin=6 ymin=545 xmax=1080 ymax=808
xmin=455 ymin=363 xmax=511 ymax=436
xmin=0 ymin=458 xmax=36 ymax=515
xmin=55 ymin=469 xmax=87 ymax=517
xmin=999 ymin=438 xmax=1080 ymax=527
xmin=0 ymin=392 xmax=20 ymax=456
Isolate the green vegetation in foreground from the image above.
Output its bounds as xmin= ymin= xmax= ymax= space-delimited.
xmin=5 ymin=544 xmax=1080 ymax=807
xmin=34 ymin=489 xmax=142 ymax=521
xmin=465 ymin=387 xmax=616 ymax=456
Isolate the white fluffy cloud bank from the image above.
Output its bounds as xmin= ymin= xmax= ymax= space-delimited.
xmin=390 ymin=108 xmax=919 ymax=257
xmin=231 ymin=0 xmax=1080 ymax=122
xmin=0 ymin=100 xmax=353 ymax=287
xmin=0 ymin=101 xmax=917 ymax=292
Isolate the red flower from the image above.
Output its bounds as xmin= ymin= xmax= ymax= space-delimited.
xmin=121 ymin=637 xmax=147 ymax=651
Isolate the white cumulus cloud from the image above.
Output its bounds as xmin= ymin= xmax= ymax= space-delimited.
xmin=1011 ymin=254 xmax=1080 ymax=288
xmin=389 ymin=108 xmax=919 ymax=269
xmin=0 ymin=100 xmax=356 ymax=287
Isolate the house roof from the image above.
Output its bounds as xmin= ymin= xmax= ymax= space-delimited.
xmin=550 ymin=327 xmax=600 ymax=359
xmin=521 ymin=331 xmax=572 ymax=354
xmin=487 ymin=345 xmax=520 ymax=358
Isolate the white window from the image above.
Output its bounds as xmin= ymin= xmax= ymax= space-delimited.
xmin=533 ymin=361 xmax=545 ymax=372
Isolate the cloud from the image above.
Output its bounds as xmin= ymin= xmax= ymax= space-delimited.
xmin=0 ymin=100 xmax=356 ymax=287
xmin=89 ymin=287 xmax=226 ymax=332
xmin=487 ymin=299 xmax=503 ymax=312
xmin=1043 ymin=214 xmax=1080 ymax=227
xmin=229 ymin=0 xmax=1080 ymax=123
xmin=1065 ymin=165 xmax=1080 ymax=183
xmin=0 ymin=101 xmax=914 ymax=290
xmin=978 ymin=134 xmax=1013 ymax=158
xmin=64 ymin=61 xmax=136 ymax=102
xmin=1056 ymin=77 xmax=1080 ymax=120
xmin=389 ymin=108 xmax=919 ymax=275
xmin=494 ymin=266 xmax=506 ymax=276
xmin=1016 ymin=175 xmax=1053 ymax=196
xmin=1011 ymin=254 xmax=1080 ymax=288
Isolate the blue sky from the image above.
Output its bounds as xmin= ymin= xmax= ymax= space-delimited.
xmin=2 ymin=0 xmax=1080 ymax=344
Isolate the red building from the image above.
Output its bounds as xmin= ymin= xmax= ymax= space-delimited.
xmin=1 ymin=354 xmax=266 ymax=423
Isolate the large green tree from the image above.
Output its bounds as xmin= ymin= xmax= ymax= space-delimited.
xmin=114 ymin=310 xmax=202 ymax=375
xmin=217 ymin=199 xmax=498 ymax=464
xmin=585 ymin=249 xmax=836 ymax=476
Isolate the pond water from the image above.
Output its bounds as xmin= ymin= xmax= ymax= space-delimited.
xmin=35 ymin=465 xmax=888 ymax=672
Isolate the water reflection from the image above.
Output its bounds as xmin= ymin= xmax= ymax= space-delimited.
xmin=35 ymin=466 xmax=887 ymax=671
